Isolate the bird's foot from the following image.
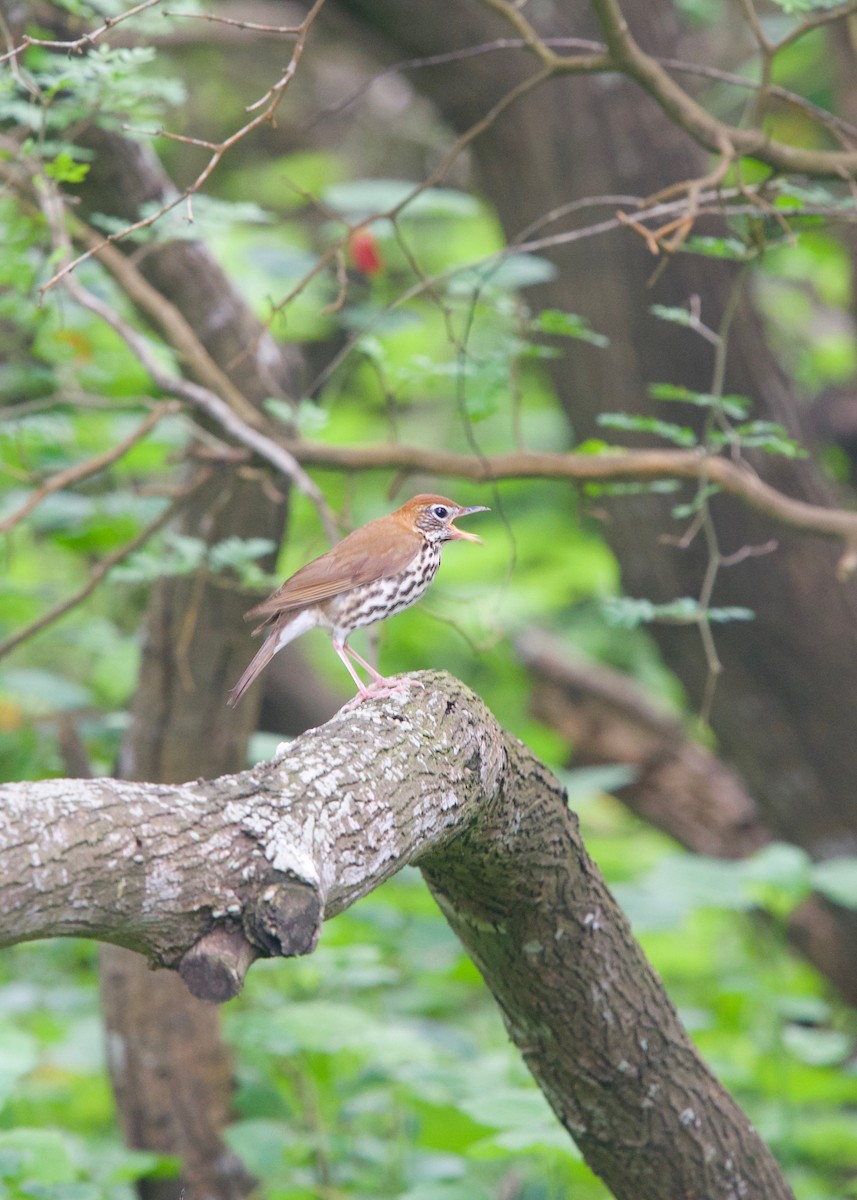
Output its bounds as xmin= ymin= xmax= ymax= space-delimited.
xmin=341 ymin=675 xmax=425 ymax=712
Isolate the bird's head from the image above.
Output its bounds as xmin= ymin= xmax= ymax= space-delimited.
xmin=399 ymin=494 xmax=490 ymax=544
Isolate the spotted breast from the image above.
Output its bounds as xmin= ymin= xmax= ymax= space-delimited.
xmin=227 ymin=494 xmax=489 ymax=707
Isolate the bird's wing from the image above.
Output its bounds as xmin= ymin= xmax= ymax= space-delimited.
xmin=244 ymin=520 xmax=422 ymax=624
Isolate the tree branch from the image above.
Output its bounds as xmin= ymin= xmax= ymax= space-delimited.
xmin=588 ymin=0 xmax=857 ymax=178
xmin=272 ymin=438 xmax=857 ymax=567
xmin=0 ymin=672 xmax=794 ymax=1200
xmin=470 ymin=0 xmax=857 ymax=178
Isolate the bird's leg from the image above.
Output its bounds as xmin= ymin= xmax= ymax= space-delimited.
xmin=345 ymin=644 xmax=426 ymax=694
xmin=335 ymin=641 xmax=425 ymax=711
xmin=332 ymin=639 xmax=372 ymax=699
xmin=343 ymin=643 xmax=387 ymax=686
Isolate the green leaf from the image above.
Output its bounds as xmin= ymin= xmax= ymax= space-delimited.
xmin=560 ymin=764 xmax=639 ymax=799
xmin=728 ymin=421 xmax=806 ymax=458
xmin=262 ymin=397 xmax=295 ymax=425
xmin=647 ymin=382 xmax=750 ymax=420
xmin=457 ymin=1086 xmax=559 ymax=1132
xmin=0 ymin=1026 xmax=39 ymax=1106
xmin=111 ymin=532 xmax=207 ymax=583
xmin=782 ymin=1024 xmax=851 ymax=1067
xmin=810 ymin=857 xmax=857 ymax=909
xmin=247 ymin=733 xmax=289 ymax=766
xmin=449 ymin=254 xmax=558 ymax=295
xmin=741 ymin=842 xmax=812 ymax=912
xmin=460 ymin=356 xmax=511 ymax=422
xmin=616 ymin=855 xmax=753 ymax=930
xmin=679 ymin=235 xmax=755 ymax=261
xmin=769 ymin=0 xmax=842 ymax=12
xmin=0 ymin=669 xmax=92 ymax=714
xmin=672 ymin=483 xmax=721 ymax=519
xmin=584 ymin=480 xmax=681 ymax=497
xmin=398 ymin=1182 xmax=481 ymax=1200
xmin=322 ymin=180 xmax=478 ymax=219
xmin=535 ymin=309 xmax=609 ymax=347
xmin=742 ymin=842 xmax=810 ymax=890
xmin=208 ymin=537 xmax=276 ymax=574
xmin=649 ymin=303 xmax=695 ymax=327
xmin=103 ymin=1149 xmax=180 ymax=1184
xmin=223 ymin=1119 xmax=296 ymax=1180
xmin=597 ymin=412 xmax=697 ymax=447
xmin=0 ymin=1130 xmax=74 ymax=1186
xmin=485 ymin=1124 xmax=581 ymax=1155
xmin=43 ymin=152 xmax=90 ymax=184
xmin=573 ymin=438 xmax=614 ymax=455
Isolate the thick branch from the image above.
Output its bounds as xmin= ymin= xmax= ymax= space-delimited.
xmin=0 ymin=673 xmax=793 ymax=1200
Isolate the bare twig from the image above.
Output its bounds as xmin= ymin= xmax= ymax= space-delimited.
xmin=29 ymin=171 xmax=339 ymax=542
xmin=36 ymin=0 xmax=328 ymax=295
xmin=773 ymin=1 xmax=857 ymax=54
xmin=304 ymin=187 xmax=855 ymax=399
xmin=311 ymin=37 xmax=857 ymax=147
xmin=161 ymin=8 xmax=304 ymax=35
xmin=0 ymin=0 xmax=165 ymax=63
xmin=64 ymin=267 xmax=338 ymax=540
xmin=1 ymin=402 xmax=179 ymax=535
xmin=479 ymin=0 xmax=609 ymax=71
xmin=72 ymin=219 xmax=267 ymax=428
xmin=0 ymin=468 xmax=211 ymax=660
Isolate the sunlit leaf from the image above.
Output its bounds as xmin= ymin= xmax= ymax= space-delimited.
xmin=597 ymin=412 xmax=698 ymax=447
xmin=782 ymin=1025 xmax=850 ymax=1067
xmin=810 ymin=857 xmax=857 ymax=909
xmin=535 ymin=309 xmax=609 ymax=347
xmin=678 ymin=235 xmax=754 ymax=261
xmin=648 ymin=382 xmax=750 ymax=420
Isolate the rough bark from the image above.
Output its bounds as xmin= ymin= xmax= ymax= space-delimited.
xmin=336 ymin=0 xmax=857 ymax=1004
xmin=0 ymin=673 xmax=795 ymax=1200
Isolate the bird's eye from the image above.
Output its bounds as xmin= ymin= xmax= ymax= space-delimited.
xmin=432 ymin=505 xmax=449 ymax=519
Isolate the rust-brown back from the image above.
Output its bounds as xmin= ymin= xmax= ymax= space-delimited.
xmin=244 ymin=512 xmax=424 ymax=628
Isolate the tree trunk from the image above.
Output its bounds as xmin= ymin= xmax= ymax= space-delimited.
xmin=338 ymin=0 xmax=857 ymax=1004
xmin=73 ymin=127 xmax=301 ymax=1199
xmin=0 ymin=673 xmax=796 ymax=1200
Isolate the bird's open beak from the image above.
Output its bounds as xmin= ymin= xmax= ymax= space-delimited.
xmin=449 ymin=505 xmax=490 ymax=543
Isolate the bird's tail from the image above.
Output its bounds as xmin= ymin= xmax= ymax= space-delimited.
xmin=227 ymin=634 xmax=279 ymax=707
xmin=227 ymin=609 xmax=318 ymax=707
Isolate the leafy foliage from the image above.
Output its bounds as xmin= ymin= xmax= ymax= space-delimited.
xmin=2 ymin=810 xmax=856 ymax=1199
xmin=3 ymin=3 xmax=857 ymax=1199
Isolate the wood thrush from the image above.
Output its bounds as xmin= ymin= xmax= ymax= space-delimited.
xmin=227 ymin=494 xmax=489 ymax=707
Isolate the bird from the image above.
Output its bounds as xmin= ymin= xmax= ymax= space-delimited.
xmin=227 ymin=494 xmax=489 ymax=708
